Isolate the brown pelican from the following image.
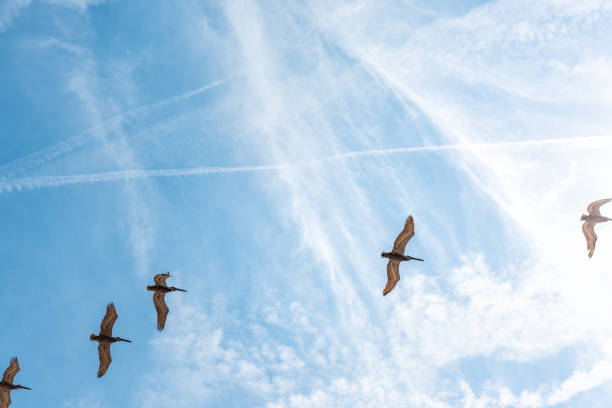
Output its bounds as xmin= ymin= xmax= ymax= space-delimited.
xmin=147 ymin=273 xmax=187 ymax=331
xmin=381 ymin=215 xmax=424 ymax=296
xmin=0 ymin=357 xmax=30 ymax=407
xmin=89 ymin=303 xmax=132 ymax=378
xmin=581 ymin=198 xmax=611 ymax=258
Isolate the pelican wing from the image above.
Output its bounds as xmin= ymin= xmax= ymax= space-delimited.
xmin=2 ymin=357 xmax=19 ymax=383
xmin=154 ymin=273 xmax=171 ymax=287
xmin=0 ymin=388 xmax=11 ymax=408
xmin=153 ymin=292 xmax=169 ymax=331
xmin=97 ymin=343 xmax=112 ymax=378
xmin=383 ymin=261 xmax=400 ymax=296
xmin=100 ymin=303 xmax=118 ymax=337
xmin=582 ymin=222 xmax=598 ymax=258
xmin=392 ymin=216 xmax=415 ymax=255
xmin=587 ymin=198 xmax=611 ymax=216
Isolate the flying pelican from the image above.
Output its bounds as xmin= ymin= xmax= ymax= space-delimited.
xmin=147 ymin=273 xmax=187 ymax=331
xmin=89 ymin=303 xmax=132 ymax=378
xmin=581 ymin=198 xmax=611 ymax=258
xmin=381 ymin=215 xmax=424 ymax=296
xmin=0 ymin=357 xmax=31 ymax=408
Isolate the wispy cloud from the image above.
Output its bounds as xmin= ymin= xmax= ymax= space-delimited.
xmin=0 ymin=0 xmax=110 ymax=33
xmin=0 ymin=76 xmax=229 ymax=179
xmin=0 ymin=0 xmax=31 ymax=32
xmin=42 ymin=0 xmax=107 ymax=12
xmin=44 ymin=39 xmax=160 ymax=278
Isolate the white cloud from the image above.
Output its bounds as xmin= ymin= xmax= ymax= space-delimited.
xmin=42 ymin=0 xmax=107 ymax=12
xmin=0 ymin=0 xmax=31 ymax=32
xmin=0 ymin=0 xmax=108 ymax=33
xmin=63 ymin=396 xmax=103 ymax=408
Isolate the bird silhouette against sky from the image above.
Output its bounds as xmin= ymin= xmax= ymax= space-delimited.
xmin=581 ymin=198 xmax=611 ymax=258
xmin=381 ymin=215 xmax=424 ymax=296
xmin=90 ymin=303 xmax=132 ymax=378
xmin=0 ymin=357 xmax=30 ymax=408
xmin=147 ymin=273 xmax=187 ymax=331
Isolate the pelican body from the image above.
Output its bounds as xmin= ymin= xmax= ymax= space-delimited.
xmin=146 ymin=285 xmax=187 ymax=294
xmin=381 ymin=252 xmax=424 ymax=262
xmin=580 ymin=214 xmax=611 ymax=223
xmin=0 ymin=357 xmax=31 ymax=407
xmin=147 ymin=273 xmax=187 ymax=331
xmin=89 ymin=334 xmax=132 ymax=344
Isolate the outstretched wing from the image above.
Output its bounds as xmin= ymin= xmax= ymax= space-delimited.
xmin=392 ymin=216 xmax=415 ymax=255
xmin=582 ymin=222 xmax=598 ymax=258
xmin=2 ymin=357 xmax=20 ymax=383
xmin=587 ymin=198 xmax=611 ymax=216
xmin=100 ymin=303 xmax=118 ymax=337
xmin=154 ymin=273 xmax=171 ymax=287
xmin=0 ymin=388 xmax=11 ymax=408
xmin=153 ymin=292 xmax=169 ymax=331
xmin=97 ymin=343 xmax=112 ymax=378
xmin=383 ymin=261 xmax=400 ymax=296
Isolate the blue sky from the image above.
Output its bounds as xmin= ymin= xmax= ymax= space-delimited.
xmin=1 ymin=0 xmax=612 ymax=407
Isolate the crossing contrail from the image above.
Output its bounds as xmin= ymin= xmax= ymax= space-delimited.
xmin=0 ymin=77 xmax=231 ymax=178
xmin=0 ymin=134 xmax=609 ymax=193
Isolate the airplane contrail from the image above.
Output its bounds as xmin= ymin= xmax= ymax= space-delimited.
xmin=0 ymin=134 xmax=609 ymax=193
xmin=324 ymin=134 xmax=610 ymax=160
xmin=0 ymin=77 xmax=231 ymax=179
xmin=0 ymin=164 xmax=292 ymax=192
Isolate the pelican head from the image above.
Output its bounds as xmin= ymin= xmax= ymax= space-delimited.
xmin=90 ymin=334 xmax=97 ymax=341
xmin=381 ymin=251 xmax=389 ymax=258
xmin=581 ymin=214 xmax=588 ymax=221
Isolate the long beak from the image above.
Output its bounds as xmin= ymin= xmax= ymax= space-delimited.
xmin=174 ymin=288 xmax=187 ymax=292
xmin=19 ymin=386 xmax=32 ymax=390
xmin=408 ymin=256 xmax=424 ymax=261
xmin=118 ymin=338 xmax=132 ymax=343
